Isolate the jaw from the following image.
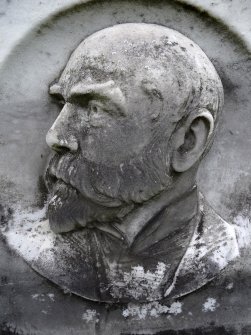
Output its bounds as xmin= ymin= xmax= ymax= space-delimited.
xmin=47 ymin=179 xmax=134 ymax=234
xmin=45 ymin=153 xmax=125 ymax=209
xmin=47 ymin=180 xmax=87 ymax=233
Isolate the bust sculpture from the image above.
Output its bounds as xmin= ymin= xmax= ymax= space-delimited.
xmin=39 ymin=23 xmax=239 ymax=303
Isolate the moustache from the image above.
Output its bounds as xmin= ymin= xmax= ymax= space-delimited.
xmin=45 ymin=154 xmax=75 ymax=192
xmin=44 ymin=153 xmax=123 ymax=207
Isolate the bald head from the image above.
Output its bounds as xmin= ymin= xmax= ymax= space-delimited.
xmin=54 ymin=24 xmax=223 ymax=129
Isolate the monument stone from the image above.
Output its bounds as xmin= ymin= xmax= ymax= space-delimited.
xmin=0 ymin=1 xmax=250 ymax=334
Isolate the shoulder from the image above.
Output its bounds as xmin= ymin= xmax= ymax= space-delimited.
xmin=165 ymin=193 xmax=239 ymax=300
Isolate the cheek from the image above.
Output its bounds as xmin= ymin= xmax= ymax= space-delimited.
xmin=79 ymin=118 xmax=151 ymax=165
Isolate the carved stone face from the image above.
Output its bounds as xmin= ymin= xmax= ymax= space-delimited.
xmin=45 ymin=24 xmax=223 ymax=233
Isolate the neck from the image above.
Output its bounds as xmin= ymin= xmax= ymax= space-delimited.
xmin=114 ymin=170 xmax=199 ymax=246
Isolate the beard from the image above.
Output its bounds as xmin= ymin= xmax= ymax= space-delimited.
xmin=45 ymin=144 xmax=173 ymax=233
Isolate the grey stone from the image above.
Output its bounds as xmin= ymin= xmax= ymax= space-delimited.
xmin=33 ymin=23 xmax=237 ymax=303
xmin=0 ymin=1 xmax=250 ymax=334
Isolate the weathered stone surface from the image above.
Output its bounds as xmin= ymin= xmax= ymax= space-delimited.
xmin=0 ymin=0 xmax=250 ymax=334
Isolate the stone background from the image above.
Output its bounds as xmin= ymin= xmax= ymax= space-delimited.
xmin=0 ymin=1 xmax=250 ymax=335
xmin=0 ymin=0 xmax=250 ymax=67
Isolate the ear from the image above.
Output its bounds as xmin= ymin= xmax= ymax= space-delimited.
xmin=171 ymin=109 xmax=214 ymax=173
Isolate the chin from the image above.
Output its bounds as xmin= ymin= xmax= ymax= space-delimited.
xmin=47 ymin=180 xmax=88 ymax=233
xmin=47 ymin=178 xmax=125 ymax=234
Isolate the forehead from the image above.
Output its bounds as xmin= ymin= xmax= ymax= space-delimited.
xmin=56 ymin=24 xmax=205 ymax=111
xmin=58 ymin=57 xmax=187 ymax=116
xmin=59 ymin=54 xmax=127 ymax=88
xmin=58 ymin=24 xmax=189 ymax=85
xmin=58 ymin=22 xmax=213 ymax=85
xmin=58 ymin=46 xmax=185 ymax=100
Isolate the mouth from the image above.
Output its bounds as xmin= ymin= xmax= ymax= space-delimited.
xmin=44 ymin=154 xmax=74 ymax=194
xmin=45 ymin=154 xmax=124 ymax=208
xmin=45 ymin=170 xmax=77 ymax=200
xmin=51 ymin=176 xmax=71 ymax=192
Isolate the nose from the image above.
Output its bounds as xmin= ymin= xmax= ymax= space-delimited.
xmin=46 ymin=105 xmax=78 ymax=153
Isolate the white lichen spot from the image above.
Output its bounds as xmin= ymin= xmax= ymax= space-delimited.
xmin=82 ymin=309 xmax=99 ymax=323
xmin=234 ymin=215 xmax=251 ymax=249
xmin=168 ymin=301 xmax=183 ymax=315
xmin=226 ymin=282 xmax=234 ymax=290
xmin=31 ymin=293 xmax=45 ymax=302
xmin=120 ymin=163 xmax=124 ymax=172
xmin=31 ymin=293 xmax=55 ymax=303
xmin=122 ymin=301 xmax=183 ymax=320
xmin=202 ymin=298 xmax=218 ymax=312
xmin=47 ymin=293 xmax=55 ymax=301
xmin=1 ymin=206 xmax=56 ymax=263
xmin=109 ymin=262 xmax=168 ymax=300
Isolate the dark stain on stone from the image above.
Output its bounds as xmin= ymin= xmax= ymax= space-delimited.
xmin=0 ymin=323 xmax=22 ymax=335
xmin=122 ymin=325 xmax=238 ymax=334
xmin=196 ymin=213 xmax=204 ymax=238
xmin=212 ymin=64 xmax=240 ymax=96
xmin=1 ymin=275 xmax=8 ymax=285
xmin=0 ymin=204 xmax=13 ymax=228
xmin=222 ymin=174 xmax=251 ymax=219
xmin=156 ymin=326 xmax=237 ymax=334
xmin=32 ymin=0 xmax=250 ymax=61
xmin=36 ymin=175 xmax=48 ymax=208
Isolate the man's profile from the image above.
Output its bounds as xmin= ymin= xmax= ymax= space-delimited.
xmin=39 ymin=23 xmax=239 ymax=302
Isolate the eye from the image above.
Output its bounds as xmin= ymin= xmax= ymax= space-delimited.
xmin=86 ymin=100 xmax=111 ymax=128
xmin=88 ymin=101 xmax=104 ymax=115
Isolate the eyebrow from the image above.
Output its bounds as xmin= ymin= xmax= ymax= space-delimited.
xmin=49 ymin=80 xmax=127 ymax=116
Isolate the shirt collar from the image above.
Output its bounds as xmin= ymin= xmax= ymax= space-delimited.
xmin=96 ymin=184 xmax=199 ymax=247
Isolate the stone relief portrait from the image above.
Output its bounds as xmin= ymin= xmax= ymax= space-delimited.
xmin=0 ymin=1 xmax=251 ymax=334
xmin=42 ymin=23 xmax=238 ymax=302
